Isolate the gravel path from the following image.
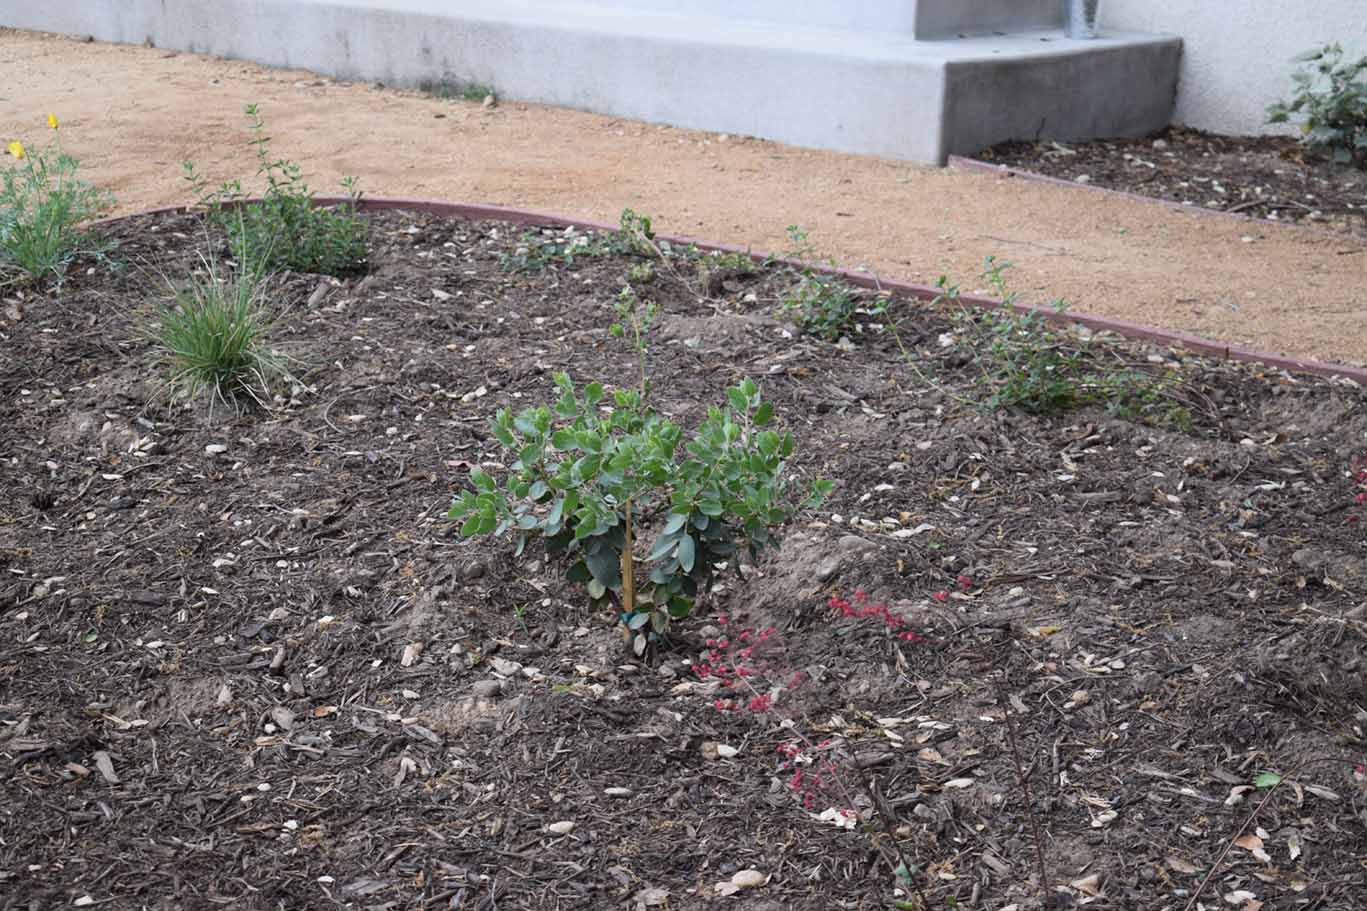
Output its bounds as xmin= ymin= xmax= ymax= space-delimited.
xmin=3 ymin=27 xmax=1364 ymax=367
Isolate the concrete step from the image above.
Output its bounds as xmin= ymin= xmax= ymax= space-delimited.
xmin=4 ymin=0 xmax=1181 ymax=164
xmin=579 ymin=0 xmax=1063 ymax=39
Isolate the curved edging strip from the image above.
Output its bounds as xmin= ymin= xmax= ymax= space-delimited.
xmin=95 ymin=196 xmax=1367 ymax=386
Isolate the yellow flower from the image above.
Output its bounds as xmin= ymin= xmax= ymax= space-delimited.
xmin=7 ymin=141 xmax=25 ymax=160
xmin=47 ymin=113 xmax=59 ymax=130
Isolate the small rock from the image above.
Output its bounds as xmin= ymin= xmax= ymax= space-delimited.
xmin=489 ymin=656 xmax=522 ymax=676
xmin=205 ymin=444 xmax=228 ymax=454
xmin=546 ymin=820 xmax=576 ymax=835
xmin=604 ymin=786 xmax=633 ymax=798
xmin=1292 ymin=548 xmax=1325 ymax=572
xmin=1074 ymin=174 xmax=1092 ymax=184
xmin=401 ymin=642 xmax=424 ymax=667
xmin=471 ymin=679 xmax=504 ymax=698
xmin=1152 ymin=138 xmax=1169 ymax=150
xmin=482 ymin=94 xmax=497 ymax=108
xmin=270 ymin=706 xmax=295 ymax=731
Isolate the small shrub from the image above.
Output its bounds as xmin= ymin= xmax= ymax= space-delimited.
xmin=940 ymin=257 xmax=1190 ymax=425
xmin=449 ymin=286 xmax=829 ymax=654
xmin=1267 ymin=44 xmax=1367 ymax=168
xmin=0 ymin=114 xmax=114 ymax=285
xmin=775 ymin=226 xmax=881 ymax=341
xmin=147 ymin=248 xmax=296 ymax=413
xmin=185 ymin=104 xmax=367 ymax=277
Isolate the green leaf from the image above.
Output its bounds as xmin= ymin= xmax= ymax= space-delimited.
xmin=584 ymin=540 xmax=622 ymax=589
xmin=663 ymin=512 xmax=688 ymax=535
xmin=753 ymin=400 xmax=773 ymax=426
xmin=584 ymin=382 xmax=604 ymax=404
xmin=647 ymin=531 xmax=681 ymax=562
xmin=726 ymin=386 xmax=747 ymax=412
xmin=1254 ymin=771 xmax=1282 ymax=789
xmin=491 ymin=421 xmax=516 ymax=448
xmin=677 ymin=534 xmax=696 ymax=573
xmin=627 ymin=612 xmax=650 ymax=630
xmin=470 ymin=469 xmax=497 ymax=493
xmin=459 ymin=513 xmax=484 ymax=537
xmin=529 ymin=480 xmax=549 ymax=500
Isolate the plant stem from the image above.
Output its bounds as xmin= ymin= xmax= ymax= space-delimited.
xmin=991 ymin=669 xmax=1050 ymax=908
xmin=621 ymin=499 xmax=636 ymax=619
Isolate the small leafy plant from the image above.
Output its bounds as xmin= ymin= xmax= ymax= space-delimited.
xmin=147 ymin=244 xmax=297 ymax=414
xmin=0 ymin=114 xmax=114 ymax=285
xmin=776 ymin=226 xmax=881 ymax=341
xmin=498 ymin=209 xmax=660 ymax=273
xmin=1267 ymin=44 xmax=1367 ymax=168
xmin=449 ymin=286 xmax=829 ymax=655
xmin=185 ymin=104 xmax=368 ymax=276
xmin=940 ymin=257 xmax=1190 ymax=425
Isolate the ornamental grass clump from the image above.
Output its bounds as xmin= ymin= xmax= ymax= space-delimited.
xmin=147 ymin=248 xmax=296 ymax=415
xmin=450 ymin=284 xmax=830 ymax=655
xmin=0 ymin=114 xmax=114 ymax=285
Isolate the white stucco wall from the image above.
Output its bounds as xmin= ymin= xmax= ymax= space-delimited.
xmin=1105 ymin=0 xmax=1367 ymax=135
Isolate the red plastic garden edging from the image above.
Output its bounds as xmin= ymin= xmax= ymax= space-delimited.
xmin=95 ymin=195 xmax=1367 ymax=386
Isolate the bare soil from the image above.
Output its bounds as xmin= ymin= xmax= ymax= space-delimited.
xmin=986 ymin=127 xmax=1367 ymax=239
xmin=3 ymin=207 xmax=1367 ymax=910
xmin=2 ymin=29 xmax=1367 ymax=368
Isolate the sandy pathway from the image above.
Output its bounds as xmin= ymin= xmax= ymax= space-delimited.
xmin=3 ymin=28 xmax=1364 ymax=367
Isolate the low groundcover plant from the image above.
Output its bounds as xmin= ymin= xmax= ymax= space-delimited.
xmin=0 ymin=114 xmax=114 ymax=285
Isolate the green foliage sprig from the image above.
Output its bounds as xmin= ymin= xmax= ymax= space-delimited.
xmin=184 ymin=104 xmax=368 ymax=276
xmin=941 ymin=257 xmax=1190 ymax=427
xmin=1268 ymin=44 xmax=1367 ymax=168
xmin=0 ymin=116 xmax=114 ymax=285
xmin=776 ymin=225 xmax=880 ymax=341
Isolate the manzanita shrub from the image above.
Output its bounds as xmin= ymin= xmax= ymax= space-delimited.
xmin=450 ymin=288 xmax=830 ymax=655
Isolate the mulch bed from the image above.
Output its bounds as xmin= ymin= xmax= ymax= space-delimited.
xmin=3 ymin=208 xmax=1367 ymax=910
xmin=983 ymin=127 xmax=1367 ymax=238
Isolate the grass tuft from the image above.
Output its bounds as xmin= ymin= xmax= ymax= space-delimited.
xmin=147 ymin=252 xmax=296 ymax=414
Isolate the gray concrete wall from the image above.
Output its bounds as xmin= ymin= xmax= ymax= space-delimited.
xmin=1105 ymin=0 xmax=1367 ymax=135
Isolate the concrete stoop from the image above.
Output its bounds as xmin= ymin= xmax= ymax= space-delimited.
xmin=3 ymin=0 xmax=1181 ymax=163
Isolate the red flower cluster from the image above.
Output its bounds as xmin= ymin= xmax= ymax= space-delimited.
xmin=1350 ymin=455 xmax=1367 ymax=524
xmin=776 ymin=741 xmax=841 ymax=810
xmin=695 ymin=619 xmax=795 ymax=715
xmin=827 ymin=590 xmax=931 ymax=643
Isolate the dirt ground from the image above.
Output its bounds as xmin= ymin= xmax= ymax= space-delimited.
xmin=4 ymin=205 xmax=1367 ymax=910
xmin=2 ymin=28 xmax=1366 ymax=368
